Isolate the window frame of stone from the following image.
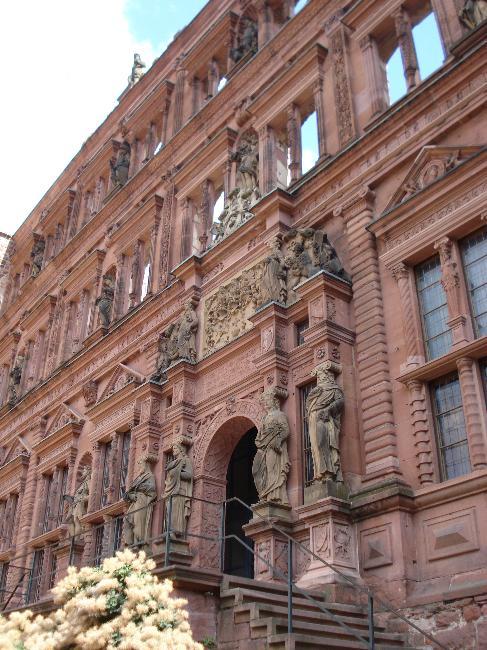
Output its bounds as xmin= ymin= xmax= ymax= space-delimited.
xmin=295 ymin=319 xmax=310 ymax=347
xmin=100 ymin=441 xmax=112 ymax=509
xmin=93 ymin=523 xmax=105 ymax=567
xmin=26 ymin=548 xmax=45 ymax=604
xmin=117 ymin=430 xmax=132 ymax=501
xmin=459 ymin=225 xmax=487 ymax=338
xmin=0 ymin=561 xmax=9 ymax=605
xmin=415 ymin=254 xmax=453 ymax=361
xmin=41 ymin=473 xmax=55 ymax=535
xmin=430 ymin=371 xmax=471 ymax=481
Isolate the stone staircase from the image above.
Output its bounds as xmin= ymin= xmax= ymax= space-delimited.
xmin=217 ymin=575 xmax=416 ymax=649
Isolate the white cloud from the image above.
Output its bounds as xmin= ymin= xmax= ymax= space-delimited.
xmin=0 ymin=0 xmax=158 ymax=236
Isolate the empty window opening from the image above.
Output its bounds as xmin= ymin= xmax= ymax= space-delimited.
xmin=294 ymin=0 xmax=308 ymax=13
xmin=386 ymin=47 xmax=407 ymax=104
xmin=217 ymin=77 xmax=227 ymax=92
xmin=301 ymin=111 xmax=319 ymax=175
xmin=412 ymin=12 xmax=444 ymax=80
xmin=154 ymin=141 xmax=163 ymax=155
xmin=141 ymin=262 xmax=150 ymax=300
xmin=212 ymin=191 xmax=225 ymax=241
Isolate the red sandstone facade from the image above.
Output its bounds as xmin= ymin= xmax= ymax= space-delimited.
xmin=0 ymin=1 xmax=486 ymax=647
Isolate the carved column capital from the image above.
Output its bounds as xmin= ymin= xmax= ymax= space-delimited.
xmin=456 ymin=356 xmax=474 ymax=372
xmin=390 ymin=262 xmax=410 ymax=282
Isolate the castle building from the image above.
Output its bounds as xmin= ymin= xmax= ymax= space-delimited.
xmin=0 ymin=0 xmax=486 ymax=647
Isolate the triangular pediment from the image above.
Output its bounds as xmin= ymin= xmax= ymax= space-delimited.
xmin=384 ymin=146 xmax=482 ymax=213
xmin=0 ymin=438 xmax=26 ymax=467
xmin=98 ymin=364 xmax=143 ymax=403
xmin=46 ymin=403 xmax=84 ymax=436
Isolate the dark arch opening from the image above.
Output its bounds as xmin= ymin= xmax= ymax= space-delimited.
xmin=224 ymin=427 xmax=258 ymax=577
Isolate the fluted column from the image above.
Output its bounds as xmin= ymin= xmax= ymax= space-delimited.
xmin=179 ymin=197 xmax=193 ymax=261
xmin=336 ymin=188 xmax=401 ymax=479
xmin=18 ymin=452 xmax=38 ymax=549
xmin=88 ymin=442 xmax=102 ymax=513
xmin=359 ymin=34 xmax=389 ymax=119
xmin=457 ymin=357 xmax=487 ymax=470
xmin=159 ymin=180 xmax=175 ymax=288
xmin=258 ymin=125 xmax=276 ymax=194
xmin=173 ymin=63 xmax=187 ymax=134
xmin=391 ymin=262 xmax=424 ymax=369
xmin=113 ymin=253 xmax=128 ymax=319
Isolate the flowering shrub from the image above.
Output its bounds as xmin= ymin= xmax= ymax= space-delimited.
xmin=0 ymin=549 xmax=202 ymax=649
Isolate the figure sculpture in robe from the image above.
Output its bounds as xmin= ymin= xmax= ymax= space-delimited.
xmin=151 ymin=302 xmax=198 ymax=381
xmin=8 ymin=355 xmax=25 ymax=404
xmin=96 ymin=273 xmax=115 ymax=327
xmin=65 ymin=466 xmax=91 ymax=538
xmin=252 ymin=388 xmax=291 ymax=504
xmin=110 ymin=141 xmax=131 ymax=188
xmin=459 ymin=0 xmax=487 ymax=29
xmin=30 ymin=239 xmax=45 ymax=277
xmin=306 ymin=361 xmax=344 ymax=483
xmin=230 ymin=18 xmax=258 ymax=63
xmin=260 ymin=236 xmax=287 ymax=306
xmin=122 ymin=457 xmax=157 ymax=547
xmin=163 ymin=439 xmax=193 ymax=537
xmin=128 ymin=53 xmax=146 ymax=87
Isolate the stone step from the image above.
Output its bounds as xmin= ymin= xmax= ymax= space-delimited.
xmin=267 ymin=632 xmax=418 ymax=649
xmin=234 ymin=601 xmax=387 ymax=632
xmin=221 ymin=586 xmax=367 ymax=618
xmin=252 ymin=616 xmax=408 ymax=647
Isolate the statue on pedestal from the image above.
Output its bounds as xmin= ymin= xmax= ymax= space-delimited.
xmin=96 ymin=273 xmax=115 ymax=327
xmin=151 ymin=302 xmax=198 ymax=382
xmin=459 ymin=0 xmax=487 ymax=29
xmin=230 ymin=18 xmax=258 ymax=63
xmin=65 ymin=466 xmax=91 ymax=538
xmin=8 ymin=355 xmax=25 ymax=404
xmin=260 ymin=236 xmax=287 ymax=305
xmin=110 ymin=141 xmax=131 ymax=188
xmin=163 ymin=438 xmax=193 ymax=537
xmin=128 ymin=53 xmax=146 ymax=87
xmin=252 ymin=388 xmax=290 ymax=505
xmin=306 ymin=361 xmax=344 ymax=483
xmin=30 ymin=239 xmax=45 ymax=277
xmin=122 ymin=457 xmax=157 ymax=547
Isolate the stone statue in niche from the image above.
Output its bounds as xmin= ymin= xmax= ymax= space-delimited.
xmin=122 ymin=457 xmax=157 ymax=547
xmin=96 ymin=273 xmax=115 ymax=327
xmin=230 ymin=17 xmax=258 ymax=63
xmin=212 ymin=131 xmax=260 ymax=245
xmin=151 ymin=301 xmax=199 ymax=382
xmin=306 ymin=361 xmax=344 ymax=484
xmin=252 ymin=388 xmax=290 ymax=504
xmin=110 ymin=141 xmax=131 ymax=188
xmin=260 ymin=235 xmax=287 ymax=305
xmin=65 ymin=466 xmax=91 ymax=538
xmin=163 ymin=438 xmax=193 ymax=537
xmin=30 ymin=238 xmax=45 ymax=277
xmin=128 ymin=53 xmax=146 ymax=87
xmin=8 ymin=354 xmax=25 ymax=404
xmin=459 ymin=0 xmax=487 ymax=29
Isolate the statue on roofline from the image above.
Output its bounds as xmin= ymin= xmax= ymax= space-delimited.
xmin=459 ymin=0 xmax=487 ymax=29
xmin=128 ymin=53 xmax=146 ymax=87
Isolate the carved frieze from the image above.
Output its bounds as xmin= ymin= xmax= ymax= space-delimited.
xmin=203 ymin=228 xmax=348 ymax=355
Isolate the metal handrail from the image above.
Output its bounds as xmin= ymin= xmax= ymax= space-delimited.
xmin=223 ymin=496 xmax=446 ymax=649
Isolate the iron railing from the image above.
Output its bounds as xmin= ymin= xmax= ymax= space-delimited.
xmin=0 ymin=494 xmax=446 ymax=649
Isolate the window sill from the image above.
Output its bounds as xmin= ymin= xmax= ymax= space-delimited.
xmin=396 ymin=335 xmax=487 ymax=384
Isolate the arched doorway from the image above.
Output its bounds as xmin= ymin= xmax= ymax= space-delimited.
xmin=224 ymin=427 xmax=258 ymax=577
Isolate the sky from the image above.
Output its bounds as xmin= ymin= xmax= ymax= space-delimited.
xmin=0 ymin=1 xmax=443 ymax=237
xmin=0 ymin=0 xmax=207 ymax=237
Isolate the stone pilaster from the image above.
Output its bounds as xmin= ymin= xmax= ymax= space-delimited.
xmin=336 ymin=188 xmax=401 ymax=479
xmin=180 ymin=197 xmax=193 ymax=262
xmin=173 ymin=63 xmax=187 ymax=134
xmin=159 ymin=179 xmax=175 ymax=289
xmin=259 ymin=125 xmax=276 ymax=194
xmin=390 ymin=262 xmax=425 ymax=370
xmin=329 ymin=24 xmax=355 ymax=148
xmin=457 ymin=357 xmax=487 ymax=470
xmin=359 ymin=34 xmax=389 ymax=120
xmin=146 ymin=198 xmax=163 ymax=296
xmin=114 ymin=253 xmax=128 ymax=320
xmin=313 ymin=78 xmax=327 ymax=159
xmin=407 ymin=380 xmax=435 ymax=485
xmin=88 ymin=442 xmax=101 ymax=513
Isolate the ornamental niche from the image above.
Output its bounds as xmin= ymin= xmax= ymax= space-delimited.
xmin=203 ymin=228 xmax=349 ymax=355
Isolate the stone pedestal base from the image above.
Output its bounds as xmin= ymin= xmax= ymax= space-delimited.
xmin=153 ymin=537 xmax=193 ymax=568
xmin=304 ymin=480 xmax=348 ymax=504
xmin=244 ymin=501 xmax=293 ymax=583
xmin=295 ymin=496 xmax=361 ymax=601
